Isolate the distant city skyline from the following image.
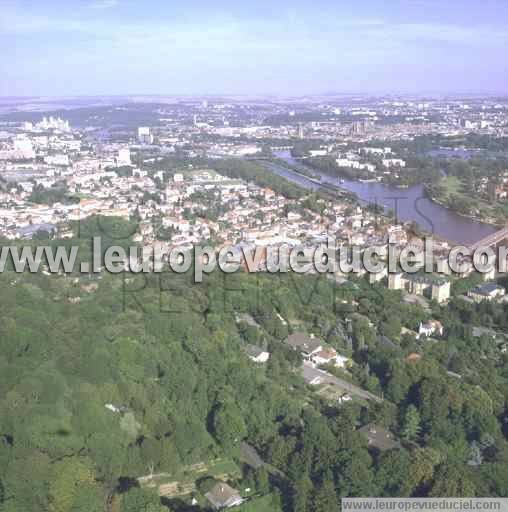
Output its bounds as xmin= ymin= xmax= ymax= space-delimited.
xmin=2 ymin=0 xmax=508 ymax=96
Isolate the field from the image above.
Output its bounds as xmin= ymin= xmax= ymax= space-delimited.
xmin=139 ymin=458 xmax=241 ymax=498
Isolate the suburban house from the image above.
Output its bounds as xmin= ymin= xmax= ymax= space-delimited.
xmin=311 ymin=348 xmax=350 ymax=368
xmin=205 ymin=482 xmax=244 ymax=510
xmin=358 ymin=423 xmax=401 ymax=451
xmin=417 ymin=320 xmax=444 ymax=339
xmin=245 ymin=344 xmax=270 ymax=363
xmin=284 ymin=333 xmax=322 ymax=360
xmin=468 ymin=282 xmax=506 ymax=303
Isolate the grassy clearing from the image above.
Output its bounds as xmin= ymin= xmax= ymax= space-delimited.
xmin=437 ymin=175 xmax=502 ymax=220
xmin=440 ymin=175 xmax=463 ymax=195
xmin=139 ymin=457 xmax=241 ymax=498
xmin=238 ymin=494 xmax=283 ymax=512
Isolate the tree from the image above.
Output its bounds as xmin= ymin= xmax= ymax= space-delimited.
xmin=337 ymin=449 xmax=377 ymax=497
xmin=429 ymin=464 xmax=476 ymax=497
xmin=254 ymin=467 xmax=270 ymax=494
xmin=120 ymin=487 xmax=165 ymax=512
xmin=292 ymin=475 xmax=312 ymax=512
xmin=386 ymin=364 xmax=412 ymax=403
xmin=407 ymin=448 xmax=442 ymax=493
xmin=401 ymin=405 xmax=421 ymax=442
xmin=196 ymin=477 xmax=217 ymax=495
xmin=69 ymin=485 xmax=104 ymax=512
xmin=312 ymin=477 xmax=338 ymax=512
xmin=212 ymin=400 xmax=247 ymax=447
xmin=379 ymin=317 xmax=402 ymax=340
xmin=2 ymin=452 xmax=52 ymax=512
xmin=87 ymin=432 xmax=127 ymax=490
xmin=376 ymin=450 xmax=413 ymax=496
xmin=48 ymin=459 xmax=97 ymax=512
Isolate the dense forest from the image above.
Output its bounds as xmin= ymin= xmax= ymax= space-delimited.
xmin=1 ymin=217 xmax=508 ymax=511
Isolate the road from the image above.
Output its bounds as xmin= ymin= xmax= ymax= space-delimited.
xmin=301 ymin=362 xmax=383 ymax=403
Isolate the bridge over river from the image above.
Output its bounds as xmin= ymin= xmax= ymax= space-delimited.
xmin=470 ymin=227 xmax=508 ymax=251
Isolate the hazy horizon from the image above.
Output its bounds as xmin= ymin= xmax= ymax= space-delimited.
xmin=2 ymin=0 xmax=508 ymax=97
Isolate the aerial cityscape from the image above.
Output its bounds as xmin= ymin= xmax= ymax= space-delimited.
xmin=1 ymin=1 xmax=508 ymax=512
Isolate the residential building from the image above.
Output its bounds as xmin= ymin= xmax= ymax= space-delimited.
xmin=205 ymin=482 xmax=244 ymax=510
xmin=417 ymin=320 xmax=444 ymax=339
xmin=468 ymin=282 xmax=506 ymax=303
xmin=245 ymin=344 xmax=270 ymax=363
xmin=388 ymin=272 xmax=450 ymax=303
xmin=284 ymin=333 xmax=322 ymax=360
xmin=382 ymin=158 xmax=406 ymax=168
xmin=311 ymin=348 xmax=350 ymax=368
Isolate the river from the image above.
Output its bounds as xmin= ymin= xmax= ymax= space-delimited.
xmin=266 ymin=151 xmax=498 ymax=246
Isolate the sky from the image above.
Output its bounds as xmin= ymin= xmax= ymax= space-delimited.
xmin=2 ymin=0 xmax=508 ymax=97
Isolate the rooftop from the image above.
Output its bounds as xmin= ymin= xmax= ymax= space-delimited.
xmin=470 ymin=282 xmax=505 ymax=295
xmin=285 ymin=332 xmax=322 ymax=354
xmin=244 ymin=344 xmax=266 ymax=358
xmin=205 ymin=482 xmax=243 ymax=510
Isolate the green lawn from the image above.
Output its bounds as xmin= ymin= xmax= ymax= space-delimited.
xmin=238 ymin=494 xmax=283 ymax=512
xmin=437 ymin=175 xmax=503 ymax=221
xmin=440 ymin=175 xmax=463 ymax=195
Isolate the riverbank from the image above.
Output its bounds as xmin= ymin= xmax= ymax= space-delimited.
xmin=269 ymin=151 xmax=498 ymax=246
xmin=265 ymin=156 xmax=322 ymax=181
xmin=258 ymin=159 xmax=358 ymax=200
xmin=423 ymin=182 xmax=505 ymax=227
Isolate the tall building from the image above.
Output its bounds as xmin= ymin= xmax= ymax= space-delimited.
xmin=37 ymin=116 xmax=70 ymax=132
xmin=137 ymin=127 xmax=153 ymax=144
xmin=349 ymin=119 xmax=373 ymax=136
xmin=117 ymin=148 xmax=131 ymax=166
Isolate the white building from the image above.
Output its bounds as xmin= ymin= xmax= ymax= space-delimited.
xmin=311 ymin=348 xmax=350 ymax=368
xmin=417 ymin=320 xmax=444 ymax=339
xmin=117 ymin=148 xmax=131 ymax=166
xmin=37 ymin=116 xmax=70 ymax=132
xmin=468 ymin=283 xmax=506 ymax=303
xmin=382 ymin=158 xmax=406 ymax=168
xmin=362 ymin=147 xmax=391 ymax=155
xmin=137 ymin=126 xmax=153 ymax=144
xmin=44 ymin=154 xmax=69 ymax=166
xmin=309 ymin=149 xmax=328 ymax=157
xmin=245 ymin=345 xmax=270 ymax=363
